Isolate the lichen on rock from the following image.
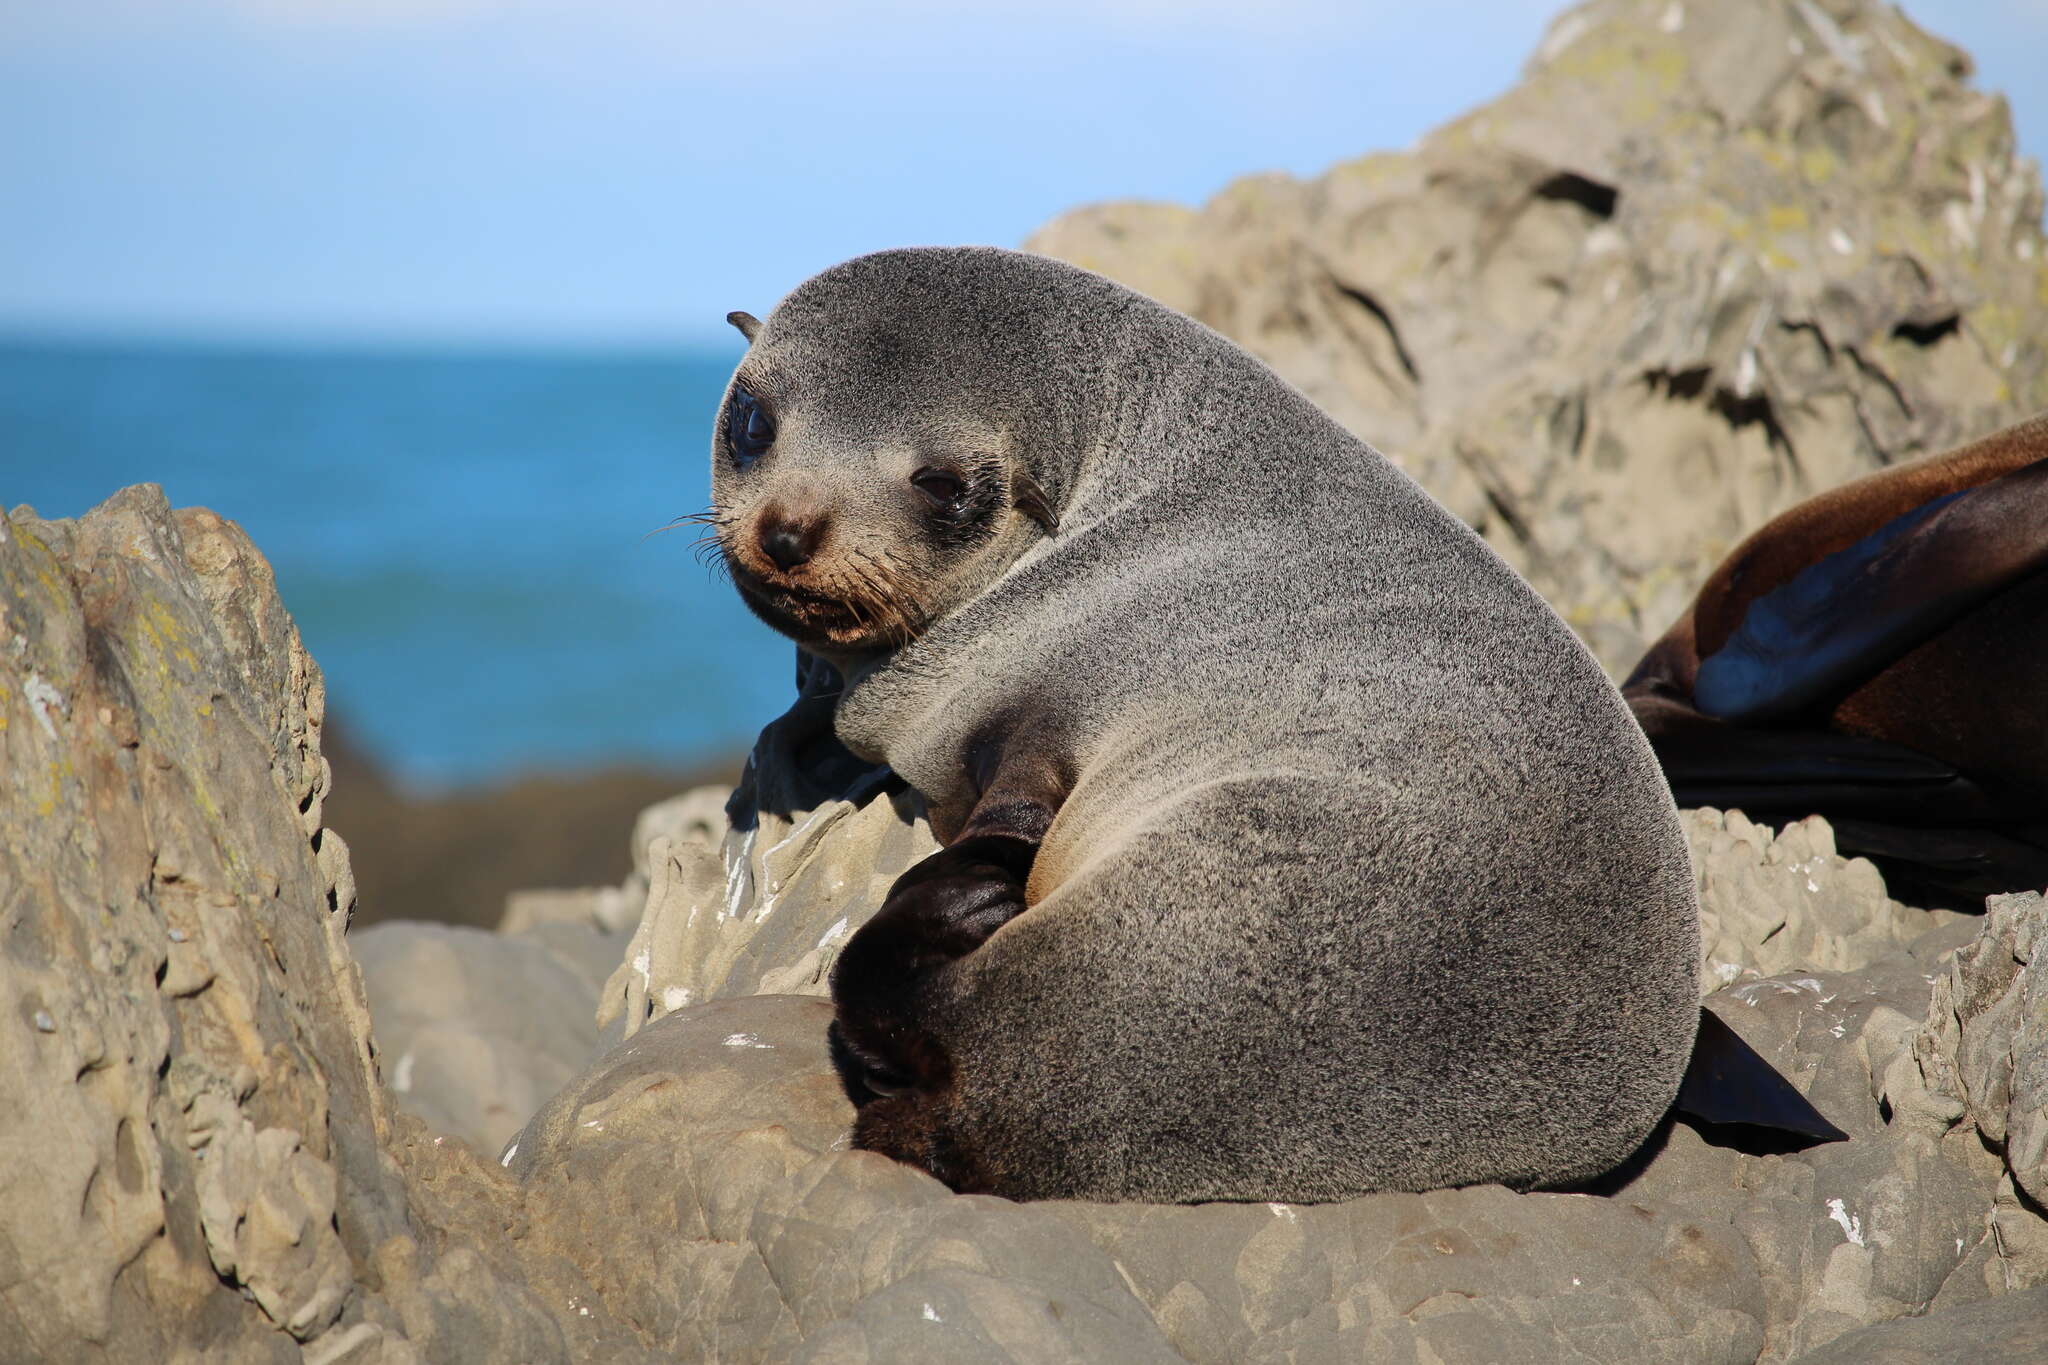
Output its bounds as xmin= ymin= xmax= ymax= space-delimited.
xmin=1028 ymin=0 xmax=2048 ymax=674
xmin=0 ymin=486 xmax=629 ymax=1363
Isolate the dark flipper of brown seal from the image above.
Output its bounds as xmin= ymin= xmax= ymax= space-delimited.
xmin=1625 ymin=414 xmax=2048 ymax=902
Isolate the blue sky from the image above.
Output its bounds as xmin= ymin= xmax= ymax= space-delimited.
xmin=4 ymin=0 xmax=2044 ymax=346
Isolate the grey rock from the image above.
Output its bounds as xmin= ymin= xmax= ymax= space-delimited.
xmin=354 ymin=920 xmax=624 ymax=1155
xmin=1684 ymin=808 xmax=1967 ymax=994
xmin=1787 ymin=1285 xmax=2048 ymax=1363
xmin=507 ymin=995 xmax=1764 ymax=1364
xmin=1917 ymin=891 xmax=2048 ymax=1296
xmin=1027 ymin=0 xmax=2048 ymax=675
xmin=0 ymin=487 xmax=627 ymax=1363
xmin=1602 ymin=902 xmax=2041 ymax=1360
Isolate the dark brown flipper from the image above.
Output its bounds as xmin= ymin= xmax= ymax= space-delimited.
xmin=828 ymin=721 xmax=1076 ymax=1190
xmin=1690 ymin=456 xmax=2048 ymax=723
xmin=825 ymin=834 xmax=1032 ymax=1195
xmin=1625 ymin=419 xmax=2048 ymax=900
xmin=829 ymin=833 xmax=1035 ymax=1098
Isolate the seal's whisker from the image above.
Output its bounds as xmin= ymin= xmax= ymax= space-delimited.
xmin=693 ymin=535 xmax=736 ymax=585
xmin=644 ymin=507 xmax=734 ymax=543
xmin=850 ymin=548 xmax=923 ymax=645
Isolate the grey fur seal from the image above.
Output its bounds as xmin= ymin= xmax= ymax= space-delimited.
xmin=1625 ymin=413 xmax=2048 ymax=902
xmin=710 ymin=246 xmax=1702 ymax=1203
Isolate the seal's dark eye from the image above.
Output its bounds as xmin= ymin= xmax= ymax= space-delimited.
xmin=727 ymin=385 xmax=775 ymax=469
xmin=912 ymin=468 xmax=966 ymax=511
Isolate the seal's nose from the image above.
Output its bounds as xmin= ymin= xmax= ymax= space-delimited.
xmin=760 ymin=515 xmax=826 ymax=572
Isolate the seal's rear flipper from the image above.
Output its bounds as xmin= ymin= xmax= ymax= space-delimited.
xmin=1673 ymin=1008 xmax=1848 ymax=1148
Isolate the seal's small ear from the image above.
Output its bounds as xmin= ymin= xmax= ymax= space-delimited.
xmin=727 ymin=311 xmax=762 ymax=343
xmin=1014 ymin=474 xmax=1058 ymax=536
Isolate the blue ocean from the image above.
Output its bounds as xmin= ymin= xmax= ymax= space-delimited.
xmin=0 ymin=337 xmax=798 ymax=787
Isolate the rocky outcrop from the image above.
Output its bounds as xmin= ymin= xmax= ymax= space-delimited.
xmin=12 ymin=0 xmax=2048 ymax=1360
xmin=0 ymin=487 xmax=630 ymax=1364
xmin=1027 ymin=0 xmax=2048 ymax=673
xmin=1687 ymin=808 xmax=1967 ymax=992
xmin=596 ymin=664 xmax=938 ymax=1039
xmin=1917 ymin=891 xmax=2048 ymax=1290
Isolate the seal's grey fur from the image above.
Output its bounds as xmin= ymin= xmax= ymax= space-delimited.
xmin=717 ymin=246 xmax=1700 ymax=1203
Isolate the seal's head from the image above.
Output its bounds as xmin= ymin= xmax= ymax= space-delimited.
xmin=711 ymin=249 xmax=1094 ymax=664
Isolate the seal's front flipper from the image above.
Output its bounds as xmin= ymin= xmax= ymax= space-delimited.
xmin=1691 ymin=454 xmax=2048 ymax=723
xmin=828 ymin=836 xmax=1033 ymax=1106
xmin=1673 ymin=1008 xmax=1848 ymax=1147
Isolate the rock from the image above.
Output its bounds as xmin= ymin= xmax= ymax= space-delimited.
xmin=1595 ymin=892 xmax=2048 ymax=1360
xmin=487 ymin=903 xmax=2047 ymax=1363
xmin=0 ymin=487 xmax=625 ymax=1363
xmin=598 ymin=658 xmax=938 ymax=1038
xmin=1027 ymin=0 xmax=2048 ymax=674
xmin=1787 ymin=1284 xmax=2048 ymax=1363
xmin=506 ymin=994 xmax=1761 ymax=1364
xmin=1917 ymin=891 xmax=2048 ymax=1295
xmin=353 ymin=920 xmax=626 ymax=1155
xmin=1684 ymin=808 xmax=1967 ymax=993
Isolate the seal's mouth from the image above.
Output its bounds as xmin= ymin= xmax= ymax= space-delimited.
xmin=733 ymin=564 xmax=856 ymax=625
xmin=725 ymin=553 xmax=919 ymax=652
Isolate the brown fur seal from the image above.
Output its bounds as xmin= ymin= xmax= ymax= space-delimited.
xmin=710 ymin=246 xmax=1704 ymax=1203
xmin=1624 ymin=414 xmax=2048 ymax=902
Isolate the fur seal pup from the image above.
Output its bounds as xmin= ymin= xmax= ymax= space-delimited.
xmin=1624 ymin=414 xmax=2048 ymax=902
xmin=710 ymin=246 xmax=1701 ymax=1203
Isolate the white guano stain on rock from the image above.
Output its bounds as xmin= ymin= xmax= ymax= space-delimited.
xmin=722 ymin=1032 xmax=772 ymax=1049
xmin=24 ymin=675 xmax=65 ymax=740
xmin=1732 ymin=979 xmax=1824 ymax=1006
xmin=722 ymin=826 xmax=759 ymax=921
xmin=1539 ymin=11 xmax=1591 ymax=62
xmin=661 ymin=985 xmax=693 ymax=1012
xmin=921 ymin=1303 xmax=942 ymax=1324
xmin=1825 ymin=1198 xmax=1866 ymax=1246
